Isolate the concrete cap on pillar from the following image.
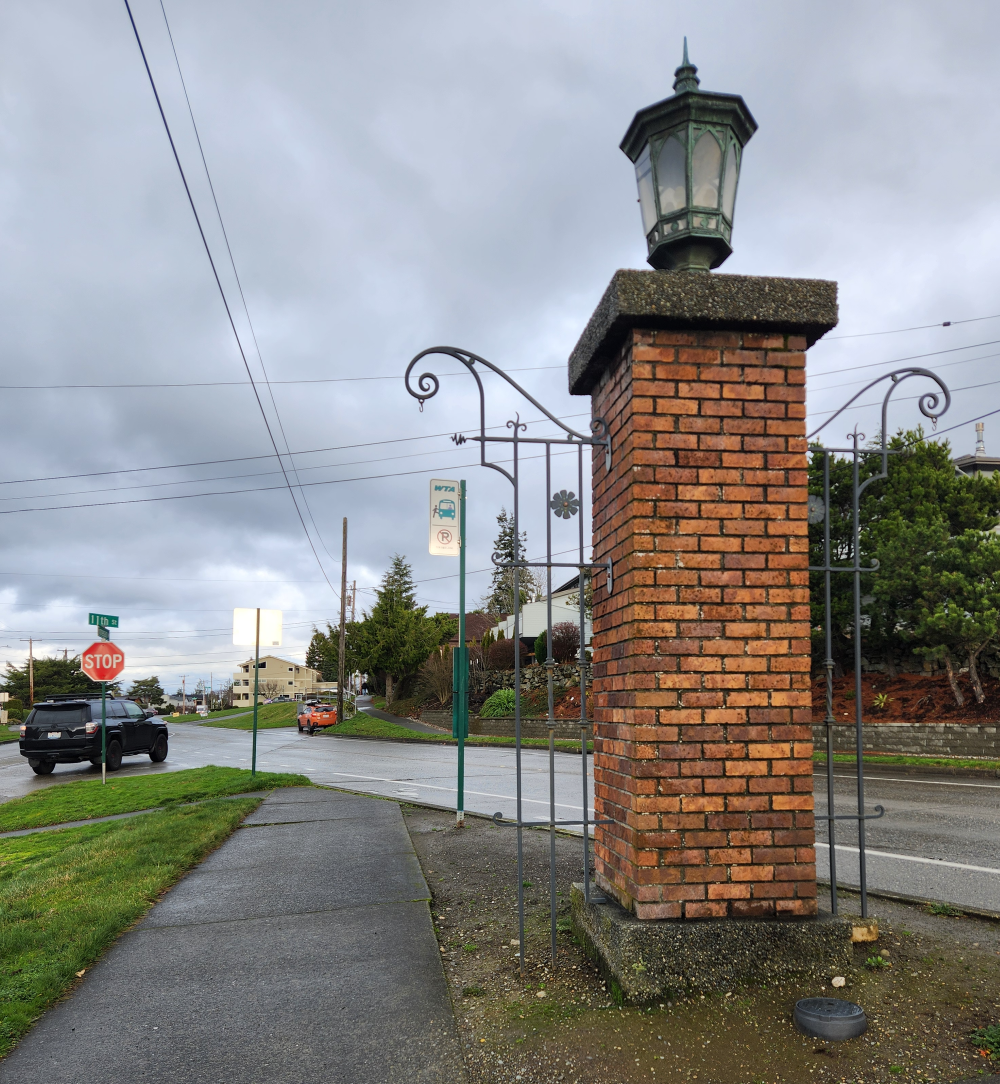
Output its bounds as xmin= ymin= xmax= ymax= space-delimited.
xmin=568 ymin=269 xmax=838 ymax=395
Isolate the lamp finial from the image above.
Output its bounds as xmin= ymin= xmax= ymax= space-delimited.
xmin=673 ymin=37 xmax=700 ymax=93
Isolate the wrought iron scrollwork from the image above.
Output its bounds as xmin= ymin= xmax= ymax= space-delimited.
xmin=808 ymin=366 xmax=950 ymax=919
xmin=405 ymin=343 xmax=613 ymax=971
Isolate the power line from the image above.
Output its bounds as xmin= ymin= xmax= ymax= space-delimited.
xmin=0 ymin=447 xmax=579 ymax=516
xmin=807 ymin=349 xmax=1000 ymax=397
xmin=0 ymin=412 xmax=590 ymax=487
xmin=122 ymin=0 xmax=337 ymax=597
xmin=157 ymin=0 xmax=341 ymax=583
xmin=807 ymin=374 xmax=1000 ymax=423
xmin=819 ymin=313 xmax=1000 ymax=341
xmin=807 ymin=337 xmax=1000 ymax=380
xmin=0 ymin=364 xmax=564 ymax=391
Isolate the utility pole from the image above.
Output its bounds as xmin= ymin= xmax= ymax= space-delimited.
xmin=181 ymin=675 xmax=187 ymax=714
xmin=19 ymin=639 xmax=34 ymax=704
xmin=338 ymin=518 xmax=347 ymax=726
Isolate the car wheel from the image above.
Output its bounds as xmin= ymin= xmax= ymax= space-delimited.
xmin=308 ymin=726 xmax=315 ymax=735
xmin=105 ymin=740 xmax=123 ymax=772
xmin=297 ymin=724 xmax=303 ymax=733
xmin=149 ymin=733 xmax=168 ymax=763
xmin=30 ymin=760 xmax=55 ymax=775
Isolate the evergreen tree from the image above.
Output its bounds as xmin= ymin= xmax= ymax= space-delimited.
xmin=346 ymin=555 xmax=455 ymax=703
xmin=480 ymin=508 xmax=541 ymax=616
xmin=809 ymin=428 xmax=1000 ymax=688
xmin=127 ymin=676 xmax=166 ymax=708
xmin=306 ymin=627 xmax=338 ymax=681
xmin=1 ymin=656 xmax=96 ymax=702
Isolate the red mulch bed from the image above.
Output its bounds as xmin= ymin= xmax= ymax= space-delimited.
xmin=812 ymin=671 xmax=1000 ymax=724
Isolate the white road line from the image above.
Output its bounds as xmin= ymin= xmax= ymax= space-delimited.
xmin=828 ymin=773 xmax=1000 ymax=790
xmin=816 ymin=841 xmax=1000 ymax=876
xmin=316 ymin=771 xmax=585 ymax=812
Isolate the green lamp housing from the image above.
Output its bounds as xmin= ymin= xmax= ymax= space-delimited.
xmin=621 ymin=44 xmax=757 ymax=272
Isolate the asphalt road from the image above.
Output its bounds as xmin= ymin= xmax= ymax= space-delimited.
xmin=0 ymin=720 xmax=595 ymax=829
xmin=2 ymin=722 xmax=998 ymax=912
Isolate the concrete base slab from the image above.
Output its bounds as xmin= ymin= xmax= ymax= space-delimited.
xmin=571 ymin=884 xmax=865 ymax=1002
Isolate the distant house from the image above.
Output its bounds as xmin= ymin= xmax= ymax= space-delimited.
xmin=231 ymin=655 xmax=337 ymax=702
xmin=444 ymin=612 xmax=495 ymax=648
xmin=489 ymin=575 xmax=592 ymax=646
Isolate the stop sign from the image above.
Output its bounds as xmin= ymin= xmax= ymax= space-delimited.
xmin=81 ymin=641 xmax=126 ymax=683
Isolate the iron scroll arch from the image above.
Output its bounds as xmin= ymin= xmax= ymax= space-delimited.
xmin=808 ymin=367 xmax=951 ymax=918
xmin=405 ymin=344 xmax=612 ymax=970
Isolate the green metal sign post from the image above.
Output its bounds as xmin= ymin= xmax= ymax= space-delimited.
xmin=451 ymin=480 xmax=468 ymax=826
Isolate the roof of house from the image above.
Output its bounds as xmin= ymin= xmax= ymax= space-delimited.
xmin=445 ymin=612 xmax=495 ymax=645
xmin=236 ymin=654 xmax=316 ymax=671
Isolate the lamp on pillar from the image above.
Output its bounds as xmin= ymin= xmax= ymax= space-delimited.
xmin=621 ymin=39 xmax=757 ymax=272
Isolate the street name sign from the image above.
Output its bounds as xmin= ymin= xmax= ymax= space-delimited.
xmin=88 ymin=613 xmax=119 ymax=628
xmin=81 ymin=642 xmax=125 ymax=683
xmin=429 ymin=478 xmax=460 ymax=556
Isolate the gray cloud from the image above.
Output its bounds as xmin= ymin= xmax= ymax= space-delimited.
xmin=0 ymin=0 xmax=997 ymax=689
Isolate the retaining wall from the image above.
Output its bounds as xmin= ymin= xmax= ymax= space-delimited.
xmin=813 ymin=722 xmax=1000 ymax=759
xmin=470 ymin=716 xmax=592 ymax=741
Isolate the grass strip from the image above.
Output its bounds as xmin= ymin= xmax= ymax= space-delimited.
xmin=813 ymin=751 xmax=1000 ymax=771
xmin=0 ymin=766 xmax=310 ymax=834
xmin=200 ymin=702 xmax=298 ymax=730
xmin=165 ymin=706 xmax=251 ymax=723
xmin=0 ymin=798 xmax=258 ymax=1057
xmin=327 ymin=713 xmax=593 ymax=753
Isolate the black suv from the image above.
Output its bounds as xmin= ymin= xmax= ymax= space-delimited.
xmin=19 ymin=696 xmax=169 ymax=776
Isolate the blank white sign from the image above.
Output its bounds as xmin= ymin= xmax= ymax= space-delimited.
xmin=233 ymin=608 xmax=283 ymax=647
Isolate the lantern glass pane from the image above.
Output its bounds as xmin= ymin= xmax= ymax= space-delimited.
xmin=656 ymin=136 xmax=686 ymax=214
xmin=721 ymin=143 xmax=739 ymax=220
xmin=634 ymin=144 xmax=657 ymax=235
xmin=691 ymin=131 xmax=722 ymax=208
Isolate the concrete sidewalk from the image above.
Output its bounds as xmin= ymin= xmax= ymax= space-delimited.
xmin=1 ymin=789 xmax=466 ymax=1083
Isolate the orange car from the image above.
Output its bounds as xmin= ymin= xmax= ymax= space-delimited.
xmin=298 ymin=704 xmax=338 ymax=734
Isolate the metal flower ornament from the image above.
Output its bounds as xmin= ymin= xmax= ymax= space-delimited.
xmin=549 ymin=490 xmax=580 ymax=519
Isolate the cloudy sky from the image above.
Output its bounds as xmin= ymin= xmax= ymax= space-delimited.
xmin=0 ymin=0 xmax=997 ymax=694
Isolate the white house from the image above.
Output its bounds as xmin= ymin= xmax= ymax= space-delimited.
xmin=490 ymin=575 xmax=592 ymax=646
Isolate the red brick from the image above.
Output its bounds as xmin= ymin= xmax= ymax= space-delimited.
xmin=590 ymin=323 xmax=817 ymax=919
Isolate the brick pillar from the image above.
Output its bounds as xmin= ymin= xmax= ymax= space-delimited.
xmin=569 ymin=271 xmax=837 ymax=921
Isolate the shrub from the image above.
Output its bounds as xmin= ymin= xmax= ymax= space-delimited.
xmin=417 ymin=648 xmax=452 ymax=705
xmin=551 ymin=622 xmax=580 ymax=663
xmin=533 ymin=630 xmax=547 ymax=663
xmin=480 ymin=689 xmax=516 ymax=717
xmin=971 ymin=1023 xmax=1000 ymax=1059
xmin=487 ymin=638 xmax=516 ymax=670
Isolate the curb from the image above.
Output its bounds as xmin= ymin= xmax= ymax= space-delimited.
xmin=321 ymin=731 xmax=591 ymax=755
xmin=819 ymin=880 xmax=1000 ymax=923
xmin=819 ymin=760 xmax=1000 ymax=780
